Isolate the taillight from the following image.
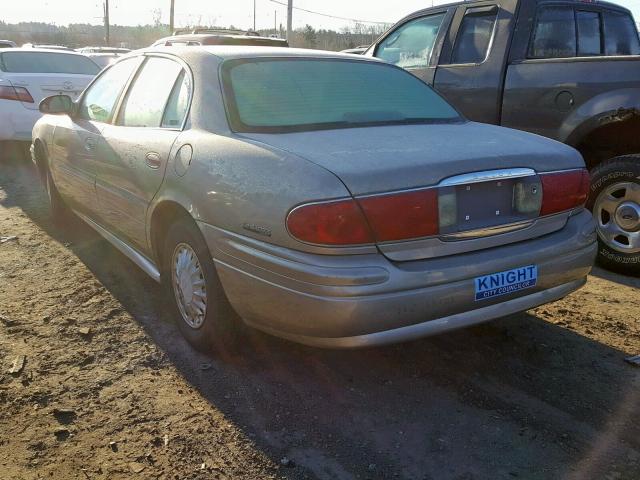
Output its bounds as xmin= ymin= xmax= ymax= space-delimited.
xmin=286 ymin=198 xmax=374 ymax=245
xmin=0 ymin=85 xmax=34 ymax=103
xmin=357 ymin=189 xmax=439 ymax=242
xmin=540 ymin=169 xmax=590 ymax=216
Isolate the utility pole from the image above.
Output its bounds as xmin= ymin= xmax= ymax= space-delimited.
xmin=103 ymin=0 xmax=110 ymax=46
xmin=274 ymin=10 xmax=277 ymax=36
xmin=169 ymin=0 xmax=175 ymax=33
xmin=253 ymin=0 xmax=256 ymax=31
xmin=286 ymin=0 xmax=292 ymax=42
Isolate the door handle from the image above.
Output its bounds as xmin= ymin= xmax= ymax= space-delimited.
xmin=145 ymin=152 xmax=162 ymax=169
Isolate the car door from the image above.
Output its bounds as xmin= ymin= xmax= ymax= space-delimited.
xmin=370 ymin=9 xmax=453 ymax=85
xmin=96 ymin=55 xmax=191 ymax=251
xmin=432 ymin=1 xmax=516 ymax=125
xmin=50 ymin=57 xmax=142 ymax=216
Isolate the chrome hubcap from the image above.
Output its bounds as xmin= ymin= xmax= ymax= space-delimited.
xmin=171 ymin=243 xmax=207 ymax=329
xmin=594 ymin=182 xmax=640 ymax=254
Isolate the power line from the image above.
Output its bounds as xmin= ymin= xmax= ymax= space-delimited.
xmin=268 ymin=0 xmax=390 ymax=25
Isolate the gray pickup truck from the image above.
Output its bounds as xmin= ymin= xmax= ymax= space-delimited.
xmin=365 ymin=0 xmax=640 ymax=275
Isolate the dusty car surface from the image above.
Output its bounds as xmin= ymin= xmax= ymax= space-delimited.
xmin=365 ymin=0 xmax=640 ymax=274
xmin=32 ymin=46 xmax=596 ymax=350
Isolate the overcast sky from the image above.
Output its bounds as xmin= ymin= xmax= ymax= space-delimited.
xmin=5 ymin=0 xmax=639 ymax=31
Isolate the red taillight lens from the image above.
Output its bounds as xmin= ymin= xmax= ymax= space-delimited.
xmin=0 ymin=85 xmax=34 ymax=103
xmin=357 ymin=189 xmax=439 ymax=242
xmin=287 ymin=198 xmax=374 ymax=245
xmin=540 ymin=169 xmax=590 ymax=216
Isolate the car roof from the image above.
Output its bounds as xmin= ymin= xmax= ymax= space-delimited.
xmin=153 ymin=33 xmax=288 ymax=45
xmin=403 ymin=0 xmax=633 ymax=18
xmin=3 ymin=48 xmax=93 ymax=56
xmin=138 ymin=45 xmax=383 ymax=63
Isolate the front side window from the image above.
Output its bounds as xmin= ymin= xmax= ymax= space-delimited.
xmin=603 ymin=10 xmax=640 ymax=56
xmin=78 ymin=58 xmax=140 ymax=123
xmin=530 ymin=7 xmax=576 ymax=58
xmin=376 ymin=14 xmax=446 ymax=69
xmin=450 ymin=7 xmax=498 ymax=64
xmin=119 ymin=57 xmax=183 ymax=128
xmin=223 ymin=59 xmax=461 ymax=133
xmin=0 ymin=52 xmax=100 ymax=75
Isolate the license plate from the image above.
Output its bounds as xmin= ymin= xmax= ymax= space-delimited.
xmin=474 ymin=265 xmax=537 ymax=301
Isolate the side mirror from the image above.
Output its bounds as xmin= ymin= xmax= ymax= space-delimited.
xmin=39 ymin=95 xmax=74 ymax=115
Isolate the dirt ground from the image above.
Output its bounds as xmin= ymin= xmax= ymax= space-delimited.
xmin=1 ymin=156 xmax=639 ymax=480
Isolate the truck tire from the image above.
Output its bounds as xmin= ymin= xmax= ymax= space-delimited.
xmin=162 ymin=217 xmax=238 ymax=352
xmin=588 ymin=156 xmax=640 ymax=276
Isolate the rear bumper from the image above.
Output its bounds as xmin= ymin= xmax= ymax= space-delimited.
xmin=199 ymin=209 xmax=597 ymax=348
xmin=0 ymin=100 xmax=40 ymax=141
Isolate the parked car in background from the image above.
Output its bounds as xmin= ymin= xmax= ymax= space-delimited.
xmin=21 ymin=43 xmax=74 ymax=51
xmin=83 ymin=53 xmax=120 ymax=69
xmin=340 ymin=45 xmax=369 ymax=55
xmin=152 ymin=28 xmax=288 ymax=47
xmin=0 ymin=49 xmax=99 ymax=148
xmin=32 ymin=47 xmax=596 ymax=351
xmin=0 ymin=40 xmax=17 ymax=49
xmin=76 ymin=47 xmax=131 ymax=55
xmin=365 ymin=0 xmax=640 ymax=275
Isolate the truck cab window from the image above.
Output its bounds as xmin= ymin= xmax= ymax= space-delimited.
xmin=603 ymin=10 xmax=640 ymax=56
xmin=450 ymin=7 xmax=498 ymax=64
xmin=576 ymin=11 xmax=601 ymax=56
xmin=530 ymin=7 xmax=576 ymax=59
xmin=376 ymin=13 xmax=446 ymax=69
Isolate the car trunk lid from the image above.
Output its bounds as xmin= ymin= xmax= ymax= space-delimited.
xmin=242 ymin=122 xmax=585 ymax=261
xmin=4 ymin=73 xmax=93 ymax=110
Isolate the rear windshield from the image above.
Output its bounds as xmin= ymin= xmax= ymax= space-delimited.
xmin=0 ymin=52 xmax=100 ymax=74
xmin=222 ymin=58 xmax=461 ymax=133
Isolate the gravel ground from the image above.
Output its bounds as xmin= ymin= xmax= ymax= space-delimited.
xmin=1 ymin=157 xmax=639 ymax=480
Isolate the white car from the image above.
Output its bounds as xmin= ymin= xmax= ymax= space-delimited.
xmin=0 ymin=40 xmax=17 ymax=49
xmin=0 ymin=49 xmax=99 ymax=143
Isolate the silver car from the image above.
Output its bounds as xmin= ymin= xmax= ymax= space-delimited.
xmin=32 ymin=47 xmax=597 ymax=350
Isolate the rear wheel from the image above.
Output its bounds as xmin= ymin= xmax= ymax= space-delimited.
xmin=162 ymin=218 xmax=238 ymax=352
xmin=588 ymin=156 xmax=640 ymax=276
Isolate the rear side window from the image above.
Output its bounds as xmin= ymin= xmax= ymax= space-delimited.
xmin=376 ymin=14 xmax=446 ymax=69
xmin=0 ymin=52 xmax=100 ymax=74
xmin=530 ymin=7 xmax=576 ymax=58
xmin=161 ymin=71 xmax=191 ymax=128
xmin=78 ymin=58 xmax=140 ymax=123
xmin=450 ymin=6 xmax=498 ymax=64
xmin=119 ymin=57 xmax=183 ymax=128
xmin=603 ymin=10 xmax=640 ymax=56
xmin=576 ymin=11 xmax=601 ymax=56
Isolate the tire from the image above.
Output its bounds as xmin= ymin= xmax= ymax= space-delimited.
xmin=588 ymin=155 xmax=640 ymax=276
xmin=162 ymin=217 xmax=238 ymax=352
xmin=45 ymin=166 xmax=70 ymax=225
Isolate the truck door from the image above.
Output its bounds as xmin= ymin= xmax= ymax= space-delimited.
xmin=433 ymin=1 xmax=518 ymax=125
xmin=501 ymin=3 xmax=640 ymax=142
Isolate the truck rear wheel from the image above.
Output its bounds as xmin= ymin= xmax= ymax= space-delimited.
xmin=588 ymin=156 xmax=640 ymax=276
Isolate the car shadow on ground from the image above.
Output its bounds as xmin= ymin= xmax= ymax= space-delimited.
xmin=1 ymin=159 xmax=639 ymax=479
xmin=591 ymin=266 xmax=640 ymax=288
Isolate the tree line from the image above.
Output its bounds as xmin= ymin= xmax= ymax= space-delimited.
xmin=0 ymin=21 xmax=389 ymax=50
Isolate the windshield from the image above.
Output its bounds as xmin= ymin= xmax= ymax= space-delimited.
xmin=0 ymin=51 xmax=100 ymax=74
xmin=222 ymin=58 xmax=461 ymax=133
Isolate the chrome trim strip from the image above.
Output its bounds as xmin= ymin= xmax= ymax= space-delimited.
xmin=73 ymin=210 xmax=161 ymax=283
xmin=440 ymin=219 xmax=536 ymax=240
xmin=439 ymin=168 xmax=536 ymax=187
xmin=245 ymin=279 xmax=587 ymax=349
